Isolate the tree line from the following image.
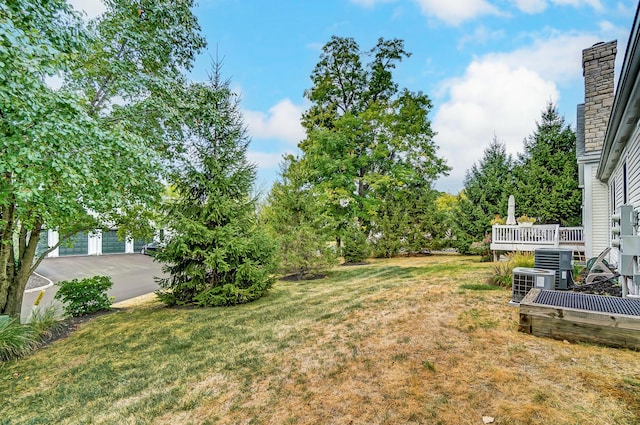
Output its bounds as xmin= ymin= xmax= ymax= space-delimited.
xmin=0 ymin=1 xmax=580 ymax=318
xmin=453 ymin=103 xmax=581 ymax=255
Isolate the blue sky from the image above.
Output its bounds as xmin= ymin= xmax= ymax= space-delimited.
xmin=72 ymin=0 xmax=637 ymax=194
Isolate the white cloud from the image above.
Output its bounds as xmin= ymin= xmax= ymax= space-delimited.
xmin=68 ymin=0 xmax=106 ymax=19
xmin=484 ymin=32 xmax=600 ymax=83
xmin=458 ymin=25 xmax=506 ymax=48
xmin=551 ymin=0 xmax=603 ymax=10
xmin=349 ymin=0 xmax=397 ymax=7
xmin=514 ymin=0 xmax=548 ymax=13
xmin=247 ymin=151 xmax=288 ymax=170
xmin=433 ymin=30 xmax=623 ymax=192
xmin=412 ymin=0 xmax=501 ymax=26
xmin=432 ymin=23 xmax=631 ymax=193
xmin=433 ymin=60 xmax=559 ymax=193
xmin=513 ymin=0 xmax=603 ymax=13
xmin=244 ymin=98 xmax=306 ymax=145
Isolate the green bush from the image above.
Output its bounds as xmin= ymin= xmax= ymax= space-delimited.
xmin=487 ymin=252 xmax=534 ymax=288
xmin=455 ymin=236 xmax=491 ymax=260
xmin=0 ymin=315 xmax=38 ymax=361
xmin=54 ymin=276 xmax=114 ymax=317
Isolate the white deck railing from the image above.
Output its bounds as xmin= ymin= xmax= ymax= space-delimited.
xmin=558 ymin=227 xmax=584 ymax=243
xmin=491 ymin=224 xmax=584 ymax=252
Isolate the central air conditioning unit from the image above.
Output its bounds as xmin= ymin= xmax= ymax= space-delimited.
xmin=534 ymin=248 xmax=573 ymax=290
xmin=510 ymin=267 xmax=555 ymax=305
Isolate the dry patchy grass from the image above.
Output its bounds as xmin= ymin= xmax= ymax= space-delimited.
xmin=2 ymin=254 xmax=639 ymax=425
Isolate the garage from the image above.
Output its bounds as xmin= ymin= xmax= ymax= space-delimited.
xmin=58 ymin=232 xmax=89 ymax=256
xmin=133 ymin=239 xmax=149 ymax=253
xmin=102 ymin=230 xmax=126 ymax=254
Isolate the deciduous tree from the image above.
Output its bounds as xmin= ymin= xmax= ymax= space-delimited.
xmin=0 ymin=0 xmax=205 ymax=317
xmin=297 ymin=36 xmax=449 ymax=255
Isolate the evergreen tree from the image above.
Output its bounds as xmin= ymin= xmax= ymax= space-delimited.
xmin=0 ymin=0 xmax=205 ymax=317
xmin=156 ymin=62 xmax=276 ymax=307
xmin=371 ymin=184 xmax=446 ymax=257
xmin=453 ymin=137 xmax=514 ymax=253
xmin=262 ymin=157 xmax=337 ymax=279
xmin=341 ymin=218 xmax=370 ymax=264
xmin=514 ymin=103 xmax=581 ymax=226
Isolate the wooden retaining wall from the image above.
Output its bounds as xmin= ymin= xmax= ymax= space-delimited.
xmin=518 ymin=288 xmax=640 ymax=350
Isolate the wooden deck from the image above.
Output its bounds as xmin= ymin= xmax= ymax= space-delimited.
xmin=491 ymin=224 xmax=585 ymax=255
xmin=518 ymin=288 xmax=640 ymax=350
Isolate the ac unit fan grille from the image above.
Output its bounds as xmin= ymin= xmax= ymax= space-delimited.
xmin=512 ymin=268 xmax=555 ymax=303
xmin=534 ymin=249 xmax=573 ymax=290
xmin=512 ymin=273 xmax=535 ymax=302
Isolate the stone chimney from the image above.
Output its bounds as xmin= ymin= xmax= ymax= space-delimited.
xmin=582 ymin=40 xmax=617 ymax=153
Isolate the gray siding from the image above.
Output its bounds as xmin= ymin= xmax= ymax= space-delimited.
xmin=627 ymin=129 xmax=640 ymax=207
xmin=607 ymin=127 xmax=640 ymax=265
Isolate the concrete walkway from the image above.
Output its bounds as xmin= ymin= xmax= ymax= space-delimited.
xmin=21 ymin=254 xmax=165 ymax=321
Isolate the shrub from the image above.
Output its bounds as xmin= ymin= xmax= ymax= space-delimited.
xmin=508 ymin=251 xmax=535 ymax=268
xmin=487 ymin=252 xmax=534 ymax=288
xmin=54 ymin=276 xmax=114 ymax=317
xmin=27 ymin=306 xmax=63 ymax=340
xmin=0 ymin=315 xmax=38 ymax=361
xmin=465 ymin=234 xmax=493 ymax=262
xmin=156 ymin=231 xmax=277 ymax=307
xmin=489 ymin=262 xmax=513 ymax=288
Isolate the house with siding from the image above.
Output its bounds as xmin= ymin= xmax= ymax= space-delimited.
xmin=578 ymin=3 xmax=640 ymax=297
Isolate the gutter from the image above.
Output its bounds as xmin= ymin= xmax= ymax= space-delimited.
xmin=597 ymin=4 xmax=640 ymax=182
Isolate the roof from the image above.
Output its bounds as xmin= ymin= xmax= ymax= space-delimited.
xmin=597 ymin=3 xmax=640 ymax=182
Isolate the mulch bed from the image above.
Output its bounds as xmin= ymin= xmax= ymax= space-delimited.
xmin=279 ymin=273 xmax=326 ymax=282
xmin=39 ymin=309 xmax=120 ymax=348
xmin=25 ymin=274 xmax=51 ymax=291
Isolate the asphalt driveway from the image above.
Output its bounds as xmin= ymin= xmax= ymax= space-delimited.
xmin=21 ymin=254 xmax=165 ymax=321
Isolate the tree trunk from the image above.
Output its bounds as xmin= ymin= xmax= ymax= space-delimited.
xmin=0 ymin=221 xmax=42 ymax=319
xmin=0 ymin=200 xmax=17 ymax=316
xmin=3 ymin=272 xmax=30 ymax=319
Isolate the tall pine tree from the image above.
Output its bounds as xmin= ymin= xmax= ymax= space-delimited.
xmin=453 ymin=137 xmax=514 ymax=253
xmin=262 ymin=156 xmax=337 ymax=279
xmin=514 ymin=103 xmax=581 ymax=226
xmin=156 ymin=61 xmax=276 ymax=307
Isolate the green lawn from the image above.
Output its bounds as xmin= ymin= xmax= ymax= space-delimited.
xmin=2 ymin=254 xmax=639 ymax=425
